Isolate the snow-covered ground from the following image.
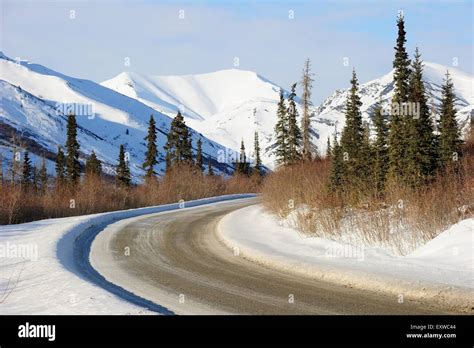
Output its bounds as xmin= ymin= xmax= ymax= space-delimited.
xmin=1 ymin=196 xmax=471 ymax=314
xmin=0 ymin=194 xmax=254 ymax=315
xmin=217 ymin=205 xmax=474 ymax=312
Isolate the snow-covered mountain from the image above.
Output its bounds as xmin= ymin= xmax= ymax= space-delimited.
xmin=0 ymin=52 xmax=236 ymax=180
xmin=103 ymin=62 xmax=473 ymax=167
xmin=315 ymin=62 xmax=473 ymax=143
xmin=102 ymin=69 xmax=294 ymax=168
xmin=1 ymin=52 xmax=471 ymax=179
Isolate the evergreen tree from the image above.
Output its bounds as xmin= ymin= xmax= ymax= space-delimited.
xmin=143 ymin=115 xmax=158 ymax=180
xmin=300 ymin=58 xmax=315 ymax=160
xmin=21 ymin=151 xmax=32 ymax=188
xmin=182 ymin=126 xmax=193 ymax=164
xmin=408 ymin=48 xmax=437 ymax=186
xmin=236 ymin=139 xmax=248 ymax=175
xmin=388 ymin=12 xmax=412 ymax=185
xmin=329 ymin=133 xmax=344 ymax=192
xmin=164 ymin=111 xmax=193 ymax=167
xmin=196 ymin=138 xmax=203 ymax=172
xmin=274 ymin=89 xmax=289 ymax=165
xmin=55 ymin=146 xmax=66 ymax=185
xmin=392 ymin=12 xmax=411 ymax=104
xmin=372 ymin=104 xmax=389 ymax=195
xmin=387 ymin=111 xmax=406 ymax=184
xmin=0 ymin=153 xmax=3 ymax=184
xmin=207 ymin=158 xmax=214 ymax=176
xmin=116 ymin=144 xmax=131 ymax=187
xmin=39 ymin=157 xmax=47 ymax=193
xmin=326 ymin=137 xmax=331 ymax=159
xmin=254 ymin=131 xmax=263 ymax=176
xmin=165 ymin=148 xmax=172 ymax=173
xmin=360 ymin=121 xmax=374 ymax=192
xmin=287 ymin=83 xmax=302 ymax=163
xmin=32 ymin=166 xmax=39 ymax=191
xmin=438 ymin=71 xmax=463 ymax=167
xmin=85 ymin=151 xmax=102 ymax=177
xmin=339 ymin=69 xmax=364 ymax=189
xmin=65 ymin=114 xmax=80 ymax=185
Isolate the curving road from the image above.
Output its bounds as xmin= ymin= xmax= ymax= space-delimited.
xmin=90 ymin=198 xmax=455 ymax=314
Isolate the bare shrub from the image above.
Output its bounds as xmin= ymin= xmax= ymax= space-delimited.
xmin=262 ymin=138 xmax=474 ymax=255
xmin=0 ymin=165 xmax=258 ymax=225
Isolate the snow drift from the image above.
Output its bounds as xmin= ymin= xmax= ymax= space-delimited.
xmin=218 ymin=205 xmax=474 ymax=312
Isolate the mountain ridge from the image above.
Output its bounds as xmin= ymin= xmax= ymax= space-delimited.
xmin=0 ymin=52 xmax=236 ymax=180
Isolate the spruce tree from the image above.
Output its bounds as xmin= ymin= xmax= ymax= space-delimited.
xmin=360 ymin=121 xmax=374 ymax=192
xmin=65 ymin=114 xmax=80 ymax=185
xmin=392 ymin=12 xmax=411 ymax=104
xmin=254 ymin=131 xmax=263 ymax=176
xmin=116 ymin=144 xmax=131 ymax=187
xmin=0 ymin=153 xmax=3 ymax=184
xmin=329 ymin=134 xmax=344 ymax=192
xmin=388 ymin=12 xmax=412 ymax=185
xmin=339 ymin=69 xmax=364 ymax=190
xmin=207 ymin=158 xmax=214 ymax=176
xmin=372 ymin=104 xmax=389 ymax=195
xmin=287 ymin=83 xmax=302 ymax=163
xmin=143 ymin=115 xmax=158 ymax=180
xmin=55 ymin=146 xmax=66 ymax=185
xmin=164 ymin=111 xmax=193 ymax=167
xmin=196 ymin=138 xmax=203 ymax=172
xmin=274 ymin=89 xmax=289 ymax=165
xmin=408 ymin=48 xmax=437 ymax=185
xmin=236 ymin=140 xmax=248 ymax=175
xmin=300 ymin=58 xmax=315 ymax=160
xmin=326 ymin=137 xmax=331 ymax=159
xmin=21 ymin=151 xmax=32 ymax=188
xmin=165 ymin=149 xmax=172 ymax=173
xmin=181 ymin=125 xmax=193 ymax=164
xmin=32 ymin=166 xmax=38 ymax=191
xmin=438 ymin=71 xmax=463 ymax=167
xmin=39 ymin=157 xmax=47 ymax=193
xmin=85 ymin=151 xmax=102 ymax=177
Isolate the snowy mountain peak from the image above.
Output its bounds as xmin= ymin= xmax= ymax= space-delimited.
xmin=102 ymin=61 xmax=473 ymax=169
xmin=102 ymin=68 xmax=290 ymax=168
xmin=316 ymin=62 xmax=473 ymax=148
xmin=102 ymin=68 xmax=282 ymax=121
xmin=2 ymin=51 xmax=472 ymax=175
xmin=0 ymin=52 xmax=236 ymax=180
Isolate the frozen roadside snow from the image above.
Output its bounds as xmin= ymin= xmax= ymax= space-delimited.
xmin=0 ymin=194 xmax=254 ymax=314
xmin=217 ymin=205 xmax=474 ymax=312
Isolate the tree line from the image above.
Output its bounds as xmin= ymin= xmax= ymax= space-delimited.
xmin=13 ymin=106 xmax=265 ymax=191
xmin=273 ymin=59 xmax=316 ymax=166
xmin=329 ymin=13 xmax=463 ymax=198
xmin=273 ymin=12 xmax=464 ymax=200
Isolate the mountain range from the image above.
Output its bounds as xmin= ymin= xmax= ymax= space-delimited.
xmin=1 ymin=52 xmax=472 ymax=180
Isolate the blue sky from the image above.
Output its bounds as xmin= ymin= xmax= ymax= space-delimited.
xmin=1 ymin=0 xmax=472 ymax=103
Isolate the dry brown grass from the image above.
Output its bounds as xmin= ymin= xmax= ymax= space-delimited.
xmin=0 ymin=164 xmax=260 ymax=225
xmin=262 ymin=133 xmax=474 ymax=254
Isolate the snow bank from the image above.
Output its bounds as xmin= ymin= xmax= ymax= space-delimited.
xmin=0 ymin=194 xmax=255 ymax=314
xmin=217 ymin=205 xmax=474 ymax=312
